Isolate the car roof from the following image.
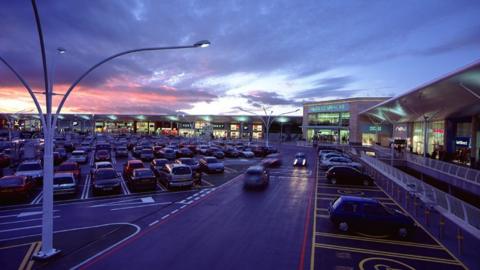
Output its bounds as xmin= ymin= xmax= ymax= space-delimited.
xmin=60 ymin=161 xmax=78 ymax=166
xmin=134 ymin=168 xmax=151 ymax=172
xmin=128 ymin=159 xmax=143 ymax=164
xmin=246 ymin=165 xmax=265 ymax=172
xmin=1 ymin=175 xmax=25 ymax=180
xmin=95 ymin=161 xmax=112 ymax=166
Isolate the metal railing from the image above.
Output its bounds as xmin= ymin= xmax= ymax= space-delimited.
xmin=406 ymin=153 xmax=480 ymax=185
xmin=361 ymin=152 xmax=480 ymax=237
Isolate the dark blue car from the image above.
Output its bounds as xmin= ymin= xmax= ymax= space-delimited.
xmin=328 ymin=196 xmax=416 ymax=238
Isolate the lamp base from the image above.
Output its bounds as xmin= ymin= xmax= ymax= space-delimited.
xmin=32 ymin=249 xmax=61 ymax=261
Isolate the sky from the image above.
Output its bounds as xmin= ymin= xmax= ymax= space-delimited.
xmin=0 ymin=0 xmax=479 ymax=116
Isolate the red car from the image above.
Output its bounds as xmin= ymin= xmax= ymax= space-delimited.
xmin=95 ymin=149 xmax=111 ymax=162
xmin=123 ymin=159 xmax=145 ymax=180
xmin=0 ymin=153 xmax=10 ymax=168
xmin=56 ymin=162 xmax=81 ymax=181
xmin=0 ymin=175 xmax=35 ymax=200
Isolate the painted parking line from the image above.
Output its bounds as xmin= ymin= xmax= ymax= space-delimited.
xmin=18 ymin=241 xmax=40 ymax=270
xmin=81 ymin=174 xmax=91 ymax=200
xmin=156 ymin=182 xmax=167 ymax=191
xmin=314 ymin=242 xmax=461 ymax=266
xmin=201 ymin=179 xmax=214 ymax=187
xmin=119 ymin=176 xmax=131 ymax=195
xmin=29 ymin=192 xmax=43 ymax=205
xmin=315 ymin=231 xmax=443 ymax=249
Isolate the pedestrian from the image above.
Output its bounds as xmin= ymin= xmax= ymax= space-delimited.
xmin=194 ymin=170 xmax=202 ymax=186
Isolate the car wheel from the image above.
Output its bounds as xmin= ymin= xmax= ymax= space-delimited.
xmin=338 ymin=221 xmax=349 ymax=232
xmin=330 ymin=177 xmax=337 ymax=185
xmin=398 ymin=227 xmax=409 ymax=238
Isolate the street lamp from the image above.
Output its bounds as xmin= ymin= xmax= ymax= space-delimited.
xmin=238 ymin=106 xmax=299 ymax=147
xmin=0 ymin=0 xmax=210 ymax=259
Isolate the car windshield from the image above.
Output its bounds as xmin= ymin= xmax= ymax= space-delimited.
xmin=97 ymin=163 xmax=113 ymax=169
xmin=18 ymin=163 xmax=41 ymax=171
xmin=135 ymin=170 xmax=154 ymax=177
xmin=58 ymin=164 xmax=77 ymax=171
xmin=246 ymin=169 xmax=262 ymax=175
xmin=172 ymin=167 xmax=191 ymax=175
xmin=96 ymin=170 xmax=118 ymax=179
xmin=72 ymin=152 xmax=84 ymax=156
xmin=54 ymin=176 xmax=74 ymax=185
xmin=207 ymin=158 xmax=219 ymax=164
xmin=165 ymin=149 xmax=173 ymax=153
xmin=295 ymin=154 xmax=305 ymax=158
xmin=130 ymin=162 xmax=144 ymax=169
xmin=0 ymin=177 xmax=24 ymax=186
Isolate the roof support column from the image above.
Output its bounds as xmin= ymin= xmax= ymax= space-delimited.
xmin=471 ymin=115 xmax=479 ymax=167
xmin=423 ymin=116 xmax=429 ymax=158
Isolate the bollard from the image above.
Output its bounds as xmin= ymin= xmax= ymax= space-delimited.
xmin=439 ymin=216 xmax=445 ymax=239
xmin=424 ymin=207 xmax=430 ymax=227
xmin=457 ymin=227 xmax=464 ymax=255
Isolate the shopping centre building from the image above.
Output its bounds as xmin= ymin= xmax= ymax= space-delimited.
xmin=302 ymin=97 xmax=391 ymax=145
xmin=359 ymin=60 xmax=480 ymax=165
xmin=0 ymin=114 xmax=303 ymax=141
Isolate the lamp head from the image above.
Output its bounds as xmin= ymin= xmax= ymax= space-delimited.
xmin=194 ymin=40 xmax=211 ymax=48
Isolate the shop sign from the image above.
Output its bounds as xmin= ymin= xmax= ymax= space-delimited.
xmin=369 ymin=126 xmax=382 ymax=132
xmin=307 ymin=103 xmax=349 ymax=113
xmin=455 ymin=137 xmax=470 ymax=147
xmin=395 ymin=126 xmax=406 ymax=132
xmin=212 ymin=123 xmax=225 ymax=129
xmin=179 ymin=123 xmax=193 ymax=129
xmin=433 ymin=128 xmax=444 ymax=134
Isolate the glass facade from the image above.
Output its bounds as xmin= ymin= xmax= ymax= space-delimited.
xmin=412 ymin=121 xmax=445 ymax=155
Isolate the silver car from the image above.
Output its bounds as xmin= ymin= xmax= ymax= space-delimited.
xmin=320 ymin=157 xmax=362 ymax=171
xmin=15 ymin=160 xmax=43 ymax=180
xmin=70 ymin=150 xmax=87 ymax=164
xmin=244 ymin=165 xmax=269 ymax=188
xmin=158 ymin=164 xmax=193 ymax=188
xmin=200 ymin=157 xmax=224 ymax=173
xmin=53 ymin=172 xmax=77 ymax=195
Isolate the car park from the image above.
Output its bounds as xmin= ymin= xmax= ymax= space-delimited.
xmin=293 ymin=152 xmax=307 ymax=167
xmin=199 ymin=157 xmax=224 ymax=173
xmin=128 ymin=168 xmax=156 ymax=191
xmin=243 ymin=165 xmax=269 ymax=189
xmin=56 ymin=161 xmax=81 ymax=181
xmin=70 ymin=150 xmax=88 ymax=164
xmin=15 ymin=160 xmax=43 ymax=181
xmin=95 ymin=149 xmax=111 ymax=162
xmin=175 ymin=157 xmax=199 ymax=172
xmin=0 ymin=175 xmax=34 ymax=200
xmin=53 ymin=172 xmax=78 ymax=196
xmin=319 ymin=156 xmax=362 ymax=171
xmin=328 ymin=196 xmax=416 ymax=238
xmin=326 ymin=166 xmax=373 ymax=186
xmin=123 ymin=159 xmax=145 ymax=180
xmin=92 ymin=168 xmax=122 ymax=195
xmin=157 ymin=164 xmax=193 ymax=189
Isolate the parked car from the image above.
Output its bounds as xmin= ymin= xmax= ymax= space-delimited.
xmin=243 ymin=165 xmax=269 ymax=189
xmin=91 ymin=161 xmax=114 ymax=176
xmin=196 ymin=145 xmax=209 ymax=155
xmin=132 ymin=146 xmax=143 ymax=158
xmin=262 ymin=153 xmax=282 ymax=168
xmin=128 ymin=168 xmax=156 ymax=191
xmin=0 ymin=175 xmax=35 ymax=200
xmin=0 ymin=153 xmax=11 ymax=168
xmin=293 ymin=152 xmax=307 ymax=167
xmin=199 ymin=157 xmax=224 ymax=173
xmin=239 ymin=148 xmax=255 ymax=158
xmin=15 ymin=160 xmax=43 ymax=181
xmin=157 ymin=164 xmax=193 ymax=189
xmin=92 ymin=168 xmax=122 ymax=195
xmin=177 ymin=147 xmax=194 ymax=158
xmin=153 ymin=146 xmax=163 ymax=157
xmin=160 ymin=147 xmax=176 ymax=160
xmin=224 ymin=147 xmax=240 ymax=158
xmin=326 ymin=166 xmax=373 ymax=186
xmin=115 ymin=146 xmax=129 ymax=158
xmin=70 ymin=150 xmax=88 ymax=164
xmin=320 ymin=157 xmax=362 ymax=171
xmin=55 ymin=147 xmax=67 ymax=160
xmin=328 ymin=196 xmax=416 ymax=238
xmin=140 ymin=148 xmax=155 ymax=161
xmin=252 ymin=145 xmax=269 ymax=157
xmin=207 ymin=147 xmax=224 ymax=159
xmin=150 ymin=159 xmax=169 ymax=177
xmin=175 ymin=157 xmax=199 ymax=172
xmin=95 ymin=149 xmax=111 ymax=162
xmin=123 ymin=159 xmax=145 ymax=180
xmin=53 ymin=152 xmax=63 ymax=166
xmin=56 ymin=161 xmax=81 ymax=181
xmin=320 ymin=152 xmax=350 ymax=161
xmin=53 ymin=172 xmax=77 ymax=196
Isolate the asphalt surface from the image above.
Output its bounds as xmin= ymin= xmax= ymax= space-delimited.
xmin=0 ymin=145 xmax=470 ymax=270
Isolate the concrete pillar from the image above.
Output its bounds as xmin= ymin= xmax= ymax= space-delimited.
xmin=423 ymin=116 xmax=429 ymax=157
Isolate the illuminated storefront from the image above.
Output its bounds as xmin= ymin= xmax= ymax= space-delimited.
xmin=252 ymin=124 xmax=263 ymax=139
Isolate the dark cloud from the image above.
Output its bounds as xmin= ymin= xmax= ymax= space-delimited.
xmin=295 ymin=76 xmax=355 ymax=98
xmin=240 ymin=91 xmax=301 ymax=107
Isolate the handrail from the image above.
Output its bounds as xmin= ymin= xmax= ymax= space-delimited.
xmin=361 ymin=152 xmax=480 ymax=238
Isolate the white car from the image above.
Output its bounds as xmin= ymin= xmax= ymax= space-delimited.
xmin=15 ymin=160 xmax=43 ymax=180
xmin=320 ymin=157 xmax=362 ymax=171
xmin=240 ymin=148 xmax=255 ymax=158
xmin=69 ymin=150 xmax=87 ymax=164
xmin=91 ymin=161 xmax=114 ymax=175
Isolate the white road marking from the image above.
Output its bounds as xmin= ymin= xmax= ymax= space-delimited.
xmin=149 ymin=220 xmax=159 ymax=227
xmin=110 ymin=202 xmax=171 ymax=211
xmin=156 ymin=183 xmax=167 ymax=191
xmin=90 ymin=197 xmax=156 ymax=208
xmin=81 ymin=174 xmax=91 ymax=200
xmin=171 ymin=209 xmax=179 ymax=214
xmin=119 ymin=175 xmax=131 ymax=195
xmin=30 ymin=192 xmax=43 ymax=205
xmin=180 ymin=205 xmax=187 ymax=209
xmin=201 ymin=179 xmax=214 ymax=187
xmin=0 ymin=225 xmax=42 ymax=233
xmin=161 ymin=214 xmax=170 ymax=219
xmin=0 ymin=216 xmax=60 ymax=226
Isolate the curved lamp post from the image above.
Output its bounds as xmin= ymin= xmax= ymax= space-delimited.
xmin=0 ymin=0 xmax=210 ymax=259
xmin=239 ymin=107 xmax=299 ymax=147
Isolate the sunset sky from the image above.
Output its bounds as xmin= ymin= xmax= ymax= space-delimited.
xmin=0 ymin=0 xmax=479 ymax=116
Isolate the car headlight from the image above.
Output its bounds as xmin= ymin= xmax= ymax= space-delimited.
xmin=293 ymin=159 xmax=298 ymax=165
xmin=302 ymin=159 xmax=306 ymax=166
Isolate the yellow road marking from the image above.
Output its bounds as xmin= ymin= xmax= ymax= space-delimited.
xmin=315 ymin=231 xmax=443 ymax=249
xmin=309 ymin=155 xmax=319 ymax=270
xmin=375 ymin=183 xmax=468 ymax=269
xmin=17 ymin=242 xmax=36 ymax=270
xmin=0 ymin=242 xmax=33 ymax=250
xmin=314 ymin=242 xmax=461 ymax=266
xmin=359 ymin=257 xmax=416 ymax=270
xmin=25 ymin=242 xmax=41 ymax=270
